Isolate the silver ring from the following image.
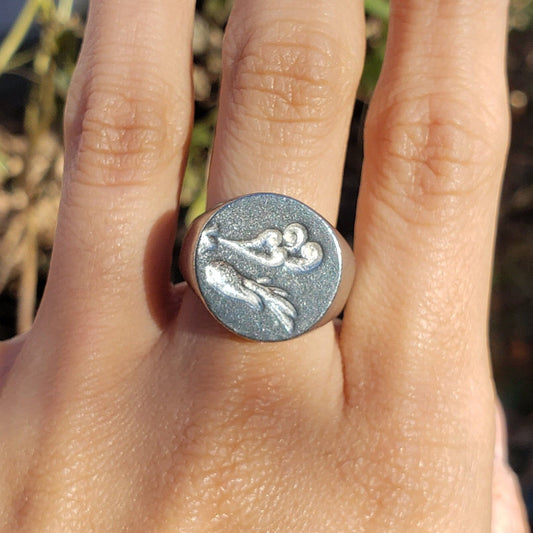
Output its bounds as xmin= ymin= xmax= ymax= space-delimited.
xmin=179 ymin=193 xmax=355 ymax=342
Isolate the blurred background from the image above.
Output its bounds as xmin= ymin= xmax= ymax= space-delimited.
xmin=0 ymin=0 xmax=532 ymax=524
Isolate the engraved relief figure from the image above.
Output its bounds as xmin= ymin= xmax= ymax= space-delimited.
xmin=205 ymin=261 xmax=297 ymax=333
xmin=200 ymin=222 xmax=323 ymax=272
xmin=199 ymin=221 xmax=323 ymax=332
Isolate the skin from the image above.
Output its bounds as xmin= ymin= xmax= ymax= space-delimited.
xmin=0 ymin=0 xmax=529 ymax=531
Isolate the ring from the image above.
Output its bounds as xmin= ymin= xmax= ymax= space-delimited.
xmin=179 ymin=193 xmax=355 ymax=341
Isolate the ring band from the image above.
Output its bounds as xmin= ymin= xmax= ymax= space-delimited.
xmin=179 ymin=193 xmax=355 ymax=341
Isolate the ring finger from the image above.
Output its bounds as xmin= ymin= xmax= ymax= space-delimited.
xmin=176 ymin=0 xmax=364 ymax=405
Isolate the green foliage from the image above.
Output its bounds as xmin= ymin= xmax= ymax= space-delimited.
xmin=181 ymin=111 xmax=217 ymax=225
xmin=509 ymin=0 xmax=533 ymax=31
xmin=360 ymin=0 xmax=389 ymax=100
xmin=364 ymin=0 xmax=390 ymax=20
xmin=202 ymin=0 xmax=233 ymax=26
xmin=0 ymin=0 xmax=83 ymax=138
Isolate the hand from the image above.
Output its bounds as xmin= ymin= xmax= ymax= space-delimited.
xmin=0 ymin=0 xmax=528 ymax=531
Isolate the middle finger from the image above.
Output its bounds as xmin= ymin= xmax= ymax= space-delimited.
xmin=208 ymin=0 xmax=364 ymax=224
xmin=176 ymin=0 xmax=364 ymax=409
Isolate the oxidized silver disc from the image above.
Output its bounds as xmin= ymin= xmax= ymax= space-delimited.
xmin=191 ymin=193 xmax=352 ymax=341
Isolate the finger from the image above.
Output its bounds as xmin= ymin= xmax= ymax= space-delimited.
xmin=0 ymin=334 xmax=26 ymax=388
xmin=492 ymin=402 xmax=530 ymax=533
xmin=36 ymin=0 xmax=195 ymax=345
xmin=207 ymin=0 xmax=364 ymax=224
xmin=341 ymin=0 xmax=510 ymax=526
xmin=344 ymin=0 xmax=509 ymax=386
xmin=176 ymin=0 xmax=364 ymax=409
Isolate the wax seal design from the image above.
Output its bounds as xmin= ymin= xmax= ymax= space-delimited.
xmin=179 ymin=193 xmax=355 ymax=342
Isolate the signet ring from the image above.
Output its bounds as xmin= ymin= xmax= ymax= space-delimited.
xmin=179 ymin=193 xmax=355 ymax=342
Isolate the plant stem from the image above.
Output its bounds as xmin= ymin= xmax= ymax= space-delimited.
xmin=16 ymin=222 xmax=37 ymax=333
xmin=0 ymin=0 xmax=43 ymax=75
xmin=57 ymin=0 xmax=74 ymax=23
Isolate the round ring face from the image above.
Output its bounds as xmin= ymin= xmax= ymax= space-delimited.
xmin=194 ymin=193 xmax=343 ymax=341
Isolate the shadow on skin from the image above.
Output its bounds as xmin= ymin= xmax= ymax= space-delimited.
xmin=143 ymin=209 xmax=186 ymax=331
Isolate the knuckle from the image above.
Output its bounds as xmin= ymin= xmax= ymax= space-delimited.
xmin=66 ymin=71 xmax=190 ymax=187
xmin=365 ymin=89 xmax=509 ymax=221
xmin=224 ymin=20 xmax=360 ymax=138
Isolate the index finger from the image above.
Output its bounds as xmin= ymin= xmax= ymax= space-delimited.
xmin=39 ymin=0 xmax=195 ymax=338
